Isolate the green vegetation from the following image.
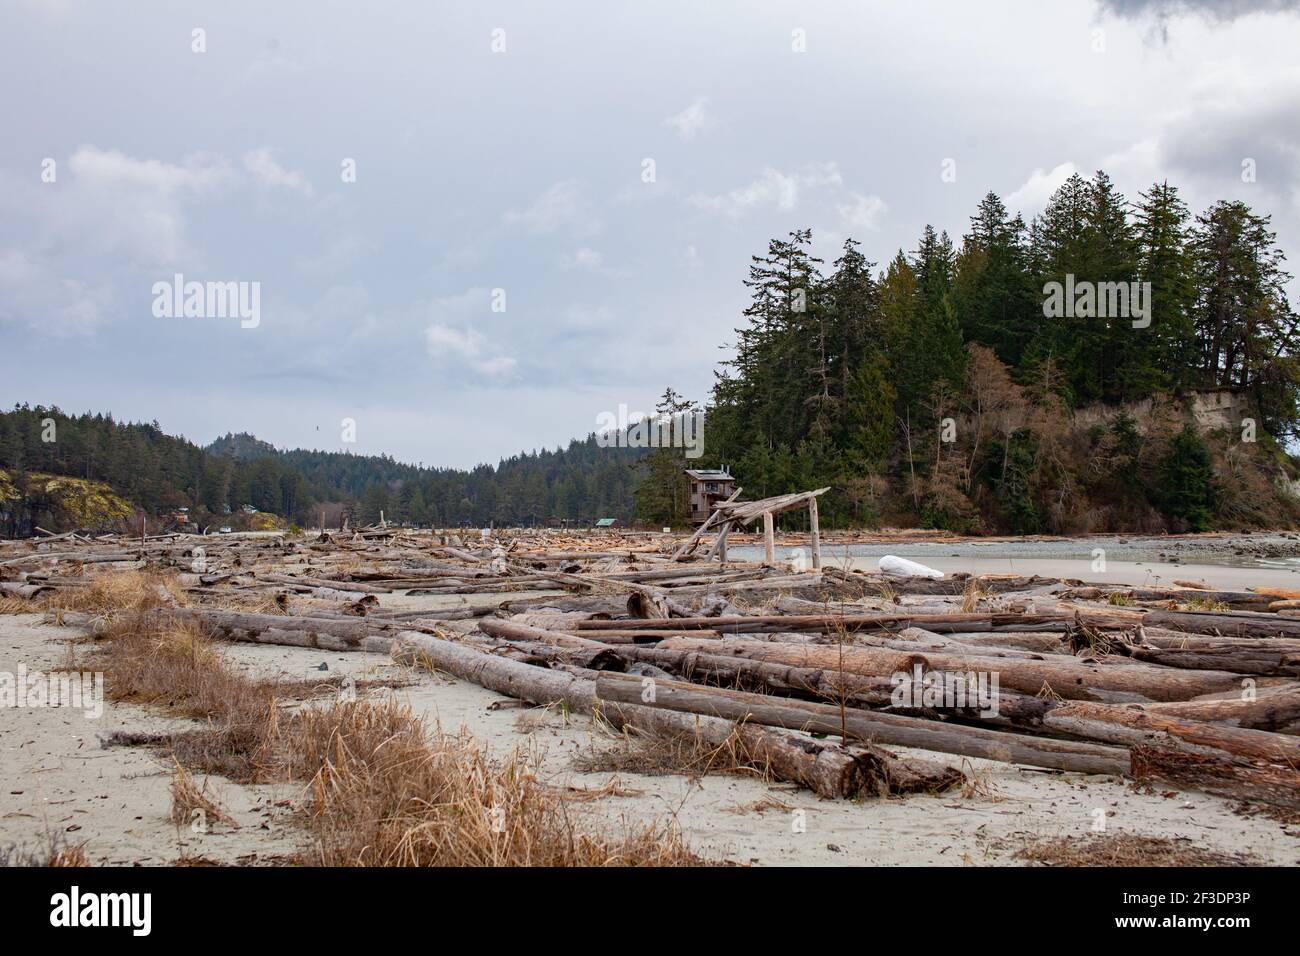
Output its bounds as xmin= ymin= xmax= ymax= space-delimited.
xmin=702 ymin=172 xmax=1300 ymax=532
xmin=0 ymin=409 xmax=648 ymax=535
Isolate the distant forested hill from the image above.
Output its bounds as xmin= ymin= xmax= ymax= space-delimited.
xmin=0 ymin=410 xmax=647 ymax=535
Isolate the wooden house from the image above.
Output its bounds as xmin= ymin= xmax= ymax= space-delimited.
xmin=685 ymin=467 xmax=736 ymax=524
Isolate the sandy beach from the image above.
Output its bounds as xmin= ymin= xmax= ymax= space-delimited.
xmin=4 ymin=602 xmax=1297 ymax=867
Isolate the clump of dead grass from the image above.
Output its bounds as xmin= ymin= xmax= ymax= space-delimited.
xmin=1180 ymin=597 xmax=1230 ymax=613
xmin=722 ymin=795 xmax=794 ymax=815
xmin=1010 ymin=832 xmax=1259 ymax=867
xmin=217 ymin=591 xmax=290 ymax=615
xmin=0 ymin=832 xmax=89 ymax=867
xmin=959 ymin=579 xmax=985 ymax=613
xmin=572 ymin=727 xmax=773 ymax=783
xmin=169 ymin=759 xmax=237 ymax=830
xmin=284 ymin=699 xmax=703 ymax=866
xmin=1065 ymin=615 xmax=1136 ymax=658
xmin=0 ymin=596 xmax=34 ymax=614
xmin=958 ymin=761 xmax=1002 ymax=801
xmin=48 ymin=569 xmax=188 ymax=616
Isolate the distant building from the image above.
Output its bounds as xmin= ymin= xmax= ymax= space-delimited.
xmin=594 ymin=517 xmax=620 ymax=529
xmin=685 ymin=467 xmax=736 ymax=524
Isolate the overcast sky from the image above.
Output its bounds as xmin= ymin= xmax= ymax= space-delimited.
xmin=2 ymin=0 xmax=1298 ymax=468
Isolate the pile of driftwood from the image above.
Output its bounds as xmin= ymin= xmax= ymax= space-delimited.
xmin=5 ymin=524 xmax=1300 ymax=809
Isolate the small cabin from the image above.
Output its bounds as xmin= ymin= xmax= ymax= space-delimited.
xmin=685 ymin=467 xmax=736 ymax=524
xmin=593 ymin=517 xmax=620 ymax=529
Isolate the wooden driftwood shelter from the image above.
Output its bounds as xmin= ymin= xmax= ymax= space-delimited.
xmin=673 ymin=486 xmax=829 ymax=567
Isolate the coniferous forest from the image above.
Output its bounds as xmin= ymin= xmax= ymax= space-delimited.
xmin=3 ymin=172 xmax=1298 ymax=536
xmin=703 ymin=172 xmax=1300 ymax=534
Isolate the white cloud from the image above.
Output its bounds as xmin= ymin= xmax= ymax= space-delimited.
xmin=423 ymin=289 xmax=517 ymax=378
xmin=243 ymin=148 xmax=314 ymax=196
xmin=503 ymin=180 xmax=599 ymax=235
xmin=690 ymin=162 xmax=843 ymax=218
xmin=665 ymin=97 xmax=713 ymax=140
xmin=1005 ymin=162 xmax=1078 ymax=216
xmin=561 ymin=247 xmax=603 ymax=270
xmin=68 ymin=146 xmax=230 ymax=194
xmin=837 ymin=192 xmax=887 ymax=231
xmin=55 ymin=147 xmax=233 ymax=267
xmin=425 ymin=324 xmax=517 ymax=376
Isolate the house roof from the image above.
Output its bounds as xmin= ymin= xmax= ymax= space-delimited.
xmin=594 ymin=517 xmax=618 ymax=526
xmin=684 ymin=469 xmax=733 ymax=481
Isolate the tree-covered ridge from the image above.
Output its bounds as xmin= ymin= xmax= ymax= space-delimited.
xmin=703 ymin=172 xmax=1300 ymax=532
xmin=0 ymin=407 xmax=648 ymax=535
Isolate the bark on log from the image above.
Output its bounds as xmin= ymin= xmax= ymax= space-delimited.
xmin=573 ymin=611 xmax=1085 ymax=634
xmin=1144 ymin=609 xmax=1300 ymax=639
xmin=1131 ymin=747 xmax=1300 ymax=812
xmin=0 ymin=582 xmax=54 ymax=600
xmin=606 ymin=643 xmax=1057 ymax=726
xmin=1142 ymin=684 xmax=1300 ymax=734
xmin=594 ymin=673 xmax=1129 ymax=775
xmin=1040 ymin=700 xmax=1300 ymax=764
xmin=391 ymin=633 xmax=961 ymax=798
xmin=656 ymin=637 xmax=1244 ymax=703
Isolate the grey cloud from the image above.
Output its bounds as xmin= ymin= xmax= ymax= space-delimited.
xmin=1098 ymin=0 xmax=1299 ymax=19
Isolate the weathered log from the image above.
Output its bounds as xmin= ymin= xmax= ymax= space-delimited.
xmin=258 ymin=573 xmax=392 ymax=593
xmin=573 ymin=611 xmax=1085 ymax=634
xmin=391 ymin=633 xmax=960 ymax=798
xmin=1142 ymin=684 xmax=1300 ymax=734
xmin=0 ymin=582 xmax=54 ymax=600
xmin=593 ymin=672 xmax=1129 ymax=774
xmin=1040 ymin=700 xmax=1300 ymax=764
xmin=1144 ymin=609 xmax=1300 ymax=639
xmin=607 ymin=643 xmax=1058 ymax=726
xmin=626 ymin=590 xmax=671 ymax=619
xmin=655 ymin=637 xmax=1244 ymax=703
xmin=1131 ymin=746 xmax=1300 ymax=812
xmin=477 ymin=616 xmax=611 ymax=653
xmin=1125 ymin=641 xmax=1300 ymax=677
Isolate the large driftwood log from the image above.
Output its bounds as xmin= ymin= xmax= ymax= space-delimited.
xmin=571 ymin=610 xmax=1134 ymax=635
xmin=0 ymin=582 xmax=54 ymax=600
xmin=1039 ymin=700 xmax=1300 ymax=764
xmin=594 ymin=673 xmax=1129 ymax=775
xmin=1131 ymin=747 xmax=1300 ymax=812
xmin=391 ymin=633 xmax=961 ymax=798
xmin=655 ymin=637 xmax=1245 ymax=703
xmin=1144 ymin=609 xmax=1300 ymax=639
xmin=1141 ymin=684 xmax=1300 ymax=734
xmin=606 ymin=643 xmax=1057 ymax=726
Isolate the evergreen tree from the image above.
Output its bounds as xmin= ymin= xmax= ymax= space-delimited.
xmin=1155 ymin=425 xmax=1217 ymax=532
